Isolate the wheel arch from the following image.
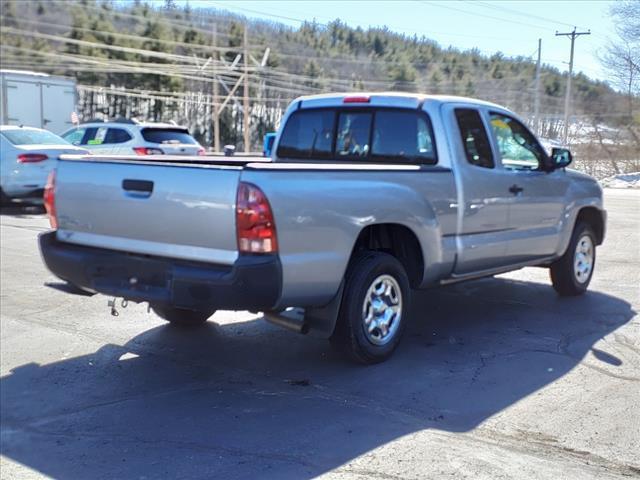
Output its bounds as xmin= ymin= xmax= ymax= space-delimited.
xmin=575 ymin=206 xmax=605 ymax=245
xmin=348 ymin=223 xmax=425 ymax=288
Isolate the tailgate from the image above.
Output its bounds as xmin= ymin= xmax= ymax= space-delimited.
xmin=159 ymin=144 xmax=202 ymax=156
xmin=55 ymin=159 xmax=241 ymax=264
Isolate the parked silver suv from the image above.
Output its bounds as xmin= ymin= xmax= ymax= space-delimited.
xmin=61 ymin=119 xmax=205 ymax=156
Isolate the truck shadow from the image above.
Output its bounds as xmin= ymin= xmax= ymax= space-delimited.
xmin=0 ymin=204 xmax=46 ymax=217
xmin=1 ymin=277 xmax=635 ymax=478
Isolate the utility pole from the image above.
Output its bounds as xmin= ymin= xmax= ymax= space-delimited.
xmin=556 ymin=27 xmax=590 ymax=144
xmin=212 ymin=23 xmax=220 ymax=152
xmin=533 ymin=38 xmax=542 ymax=135
xmin=243 ymin=25 xmax=250 ymax=153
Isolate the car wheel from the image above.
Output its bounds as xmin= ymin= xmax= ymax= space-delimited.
xmin=0 ymin=188 xmax=11 ymax=207
xmin=330 ymin=251 xmax=410 ymax=364
xmin=550 ymin=222 xmax=596 ymax=296
xmin=151 ymin=305 xmax=215 ymax=326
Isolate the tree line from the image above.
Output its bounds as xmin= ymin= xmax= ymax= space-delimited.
xmin=0 ymin=0 xmax=637 ymax=174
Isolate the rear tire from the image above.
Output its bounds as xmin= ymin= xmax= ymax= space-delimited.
xmin=330 ymin=251 xmax=410 ymax=364
xmin=550 ymin=222 xmax=596 ymax=296
xmin=0 ymin=188 xmax=11 ymax=207
xmin=151 ymin=305 xmax=215 ymax=326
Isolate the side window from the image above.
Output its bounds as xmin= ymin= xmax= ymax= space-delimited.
xmin=489 ymin=113 xmax=545 ymax=170
xmin=277 ymin=110 xmax=334 ymax=159
xmin=454 ymin=108 xmax=494 ymax=168
xmin=105 ymin=128 xmax=132 ymax=144
xmin=371 ymin=110 xmax=436 ymax=163
xmin=62 ymin=128 xmax=86 ymax=145
xmin=336 ymin=111 xmax=372 ymax=157
xmin=85 ymin=127 xmax=107 ymax=145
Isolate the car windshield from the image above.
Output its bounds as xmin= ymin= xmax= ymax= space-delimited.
xmin=1 ymin=129 xmax=69 ymax=146
xmin=141 ymin=128 xmax=197 ymax=145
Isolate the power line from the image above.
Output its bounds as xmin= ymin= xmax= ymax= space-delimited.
xmin=209 ymin=0 xmax=519 ymax=42
xmin=418 ymin=0 xmax=555 ymax=32
xmin=556 ymin=27 xmax=591 ymax=143
xmin=468 ymin=1 xmax=587 ymax=30
xmin=9 ymin=17 xmax=250 ymax=54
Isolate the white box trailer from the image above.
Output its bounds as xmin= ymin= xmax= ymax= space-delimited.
xmin=0 ymin=70 xmax=77 ymax=134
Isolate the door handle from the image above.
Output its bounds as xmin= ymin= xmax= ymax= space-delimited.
xmin=509 ymin=184 xmax=524 ymax=195
xmin=122 ymin=179 xmax=154 ymax=198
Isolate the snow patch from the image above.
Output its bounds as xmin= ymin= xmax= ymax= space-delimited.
xmin=600 ymin=172 xmax=640 ymax=189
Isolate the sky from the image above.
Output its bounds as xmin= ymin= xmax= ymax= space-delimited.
xmin=189 ymin=0 xmax=617 ymax=83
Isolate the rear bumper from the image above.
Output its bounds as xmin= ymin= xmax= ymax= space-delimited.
xmin=39 ymin=231 xmax=281 ymax=311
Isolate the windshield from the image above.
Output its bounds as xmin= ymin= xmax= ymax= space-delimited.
xmin=141 ymin=128 xmax=198 ymax=145
xmin=1 ymin=129 xmax=69 ymax=146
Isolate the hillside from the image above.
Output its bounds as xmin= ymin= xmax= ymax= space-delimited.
xmin=0 ymin=0 xmax=637 ymax=159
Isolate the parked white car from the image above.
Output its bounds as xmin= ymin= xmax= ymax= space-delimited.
xmin=0 ymin=125 xmax=88 ymax=204
xmin=61 ymin=119 xmax=205 ymax=156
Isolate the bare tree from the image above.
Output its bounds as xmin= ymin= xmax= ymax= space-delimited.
xmin=601 ymin=0 xmax=640 ymax=118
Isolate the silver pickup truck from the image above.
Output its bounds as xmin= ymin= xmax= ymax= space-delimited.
xmin=39 ymin=93 xmax=606 ymax=363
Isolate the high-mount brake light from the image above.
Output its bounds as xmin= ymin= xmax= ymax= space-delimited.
xmin=343 ymin=96 xmax=371 ymax=104
xmin=43 ymin=170 xmax=58 ymax=229
xmin=236 ymin=182 xmax=278 ymax=254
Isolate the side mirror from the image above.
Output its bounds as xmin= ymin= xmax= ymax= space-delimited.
xmin=551 ymin=147 xmax=572 ymax=169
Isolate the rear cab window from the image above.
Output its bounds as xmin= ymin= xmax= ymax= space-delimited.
xmin=277 ymin=107 xmax=437 ymax=164
xmin=276 ymin=110 xmax=334 ymax=159
xmin=141 ymin=128 xmax=197 ymax=145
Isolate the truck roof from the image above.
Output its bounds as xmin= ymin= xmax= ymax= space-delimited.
xmin=295 ymin=92 xmax=506 ymax=110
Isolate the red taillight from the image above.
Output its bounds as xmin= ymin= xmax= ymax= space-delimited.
xmin=44 ymin=170 xmax=57 ymax=229
xmin=133 ymin=147 xmax=163 ymax=155
xmin=18 ymin=153 xmax=48 ymax=163
xmin=343 ymin=96 xmax=370 ymax=104
xmin=236 ymin=182 xmax=277 ymax=254
xmin=197 ymin=147 xmax=206 ymax=156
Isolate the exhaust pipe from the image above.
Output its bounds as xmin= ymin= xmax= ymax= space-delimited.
xmin=264 ymin=308 xmax=309 ymax=334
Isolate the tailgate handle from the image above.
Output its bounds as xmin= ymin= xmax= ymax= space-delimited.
xmin=122 ymin=179 xmax=154 ymax=197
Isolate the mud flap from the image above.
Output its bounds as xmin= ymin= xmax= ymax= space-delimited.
xmin=303 ymin=280 xmax=345 ymax=338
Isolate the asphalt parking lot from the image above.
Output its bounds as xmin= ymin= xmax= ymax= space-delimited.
xmin=1 ymin=189 xmax=639 ymax=480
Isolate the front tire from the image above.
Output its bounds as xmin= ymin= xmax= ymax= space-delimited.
xmin=550 ymin=222 xmax=596 ymax=296
xmin=151 ymin=305 xmax=215 ymax=326
xmin=330 ymin=251 xmax=410 ymax=364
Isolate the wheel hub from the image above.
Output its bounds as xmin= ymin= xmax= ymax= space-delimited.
xmin=574 ymin=234 xmax=594 ymax=284
xmin=362 ymin=274 xmax=402 ymax=346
